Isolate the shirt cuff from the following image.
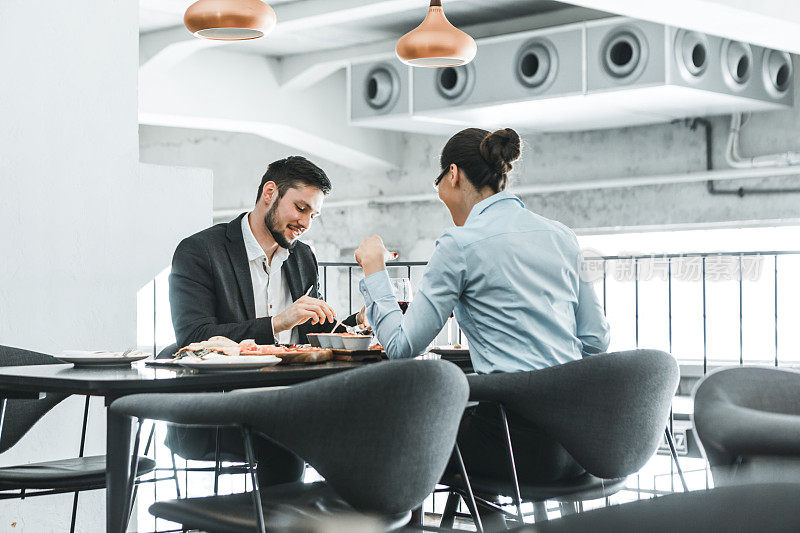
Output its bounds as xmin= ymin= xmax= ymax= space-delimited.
xmin=359 ymin=269 xmax=393 ymax=306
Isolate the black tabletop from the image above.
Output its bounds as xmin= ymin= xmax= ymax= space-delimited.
xmin=0 ymin=361 xmax=370 ymax=398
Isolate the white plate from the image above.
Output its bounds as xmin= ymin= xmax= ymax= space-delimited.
xmin=56 ymin=351 xmax=150 ymax=367
xmin=176 ymin=356 xmax=282 ymax=372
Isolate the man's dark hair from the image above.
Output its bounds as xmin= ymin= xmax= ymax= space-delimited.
xmin=255 ymin=156 xmax=332 ymax=203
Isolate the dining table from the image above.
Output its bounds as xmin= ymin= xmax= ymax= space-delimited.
xmin=0 ymin=359 xmax=377 ymax=533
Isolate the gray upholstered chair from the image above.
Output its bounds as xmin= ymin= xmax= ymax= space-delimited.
xmin=110 ymin=359 xmax=469 ymax=533
xmin=0 ymin=345 xmax=156 ymax=533
xmin=441 ymin=349 xmax=680 ymax=527
xmin=505 ymin=483 xmax=800 ymax=533
xmin=693 ymin=366 xmax=800 ymax=487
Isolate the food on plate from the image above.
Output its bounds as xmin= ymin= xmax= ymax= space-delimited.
xmin=354 ymin=326 xmax=373 ymax=336
xmin=369 ymin=342 xmax=383 ymax=351
xmin=175 ymin=336 xmax=332 ymax=360
xmin=175 ymin=336 xmax=242 ymax=358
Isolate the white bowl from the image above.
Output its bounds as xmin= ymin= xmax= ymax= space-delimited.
xmin=328 ymin=334 xmax=346 ymax=350
xmin=342 ymin=336 xmax=373 ymax=351
xmin=306 ymin=334 xmax=323 ymax=348
xmin=315 ymin=334 xmax=334 ymax=349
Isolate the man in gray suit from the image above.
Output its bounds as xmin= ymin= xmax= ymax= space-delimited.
xmin=167 ymin=156 xmax=363 ymax=485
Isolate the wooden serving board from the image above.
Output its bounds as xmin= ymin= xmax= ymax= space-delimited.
xmin=276 ymin=349 xmax=333 ymax=364
xmin=332 ymin=349 xmax=385 ymax=362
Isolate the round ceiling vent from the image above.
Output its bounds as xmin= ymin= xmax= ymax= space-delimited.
xmin=722 ymin=40 xmax=753 ymax=90
xmin=762 ymin=49 xmax=793 ymax=98
xmin=515 ymin=39 xmax=558 ymax=91
xmin=435 ymin=64 xmax=475 ymax=103
xmin=364 ymin=65 xmax=400 ymax=111
xmin=601 ymin=27 xmax=647 ymax=81
xmin=675 ymin=30 xmax=709 ymax=80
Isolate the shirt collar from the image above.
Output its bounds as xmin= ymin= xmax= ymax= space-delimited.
xmin=241 ymin=212 xmax=289 ymax=264
xmin=464 ymin=191 xmax=525 ymax=226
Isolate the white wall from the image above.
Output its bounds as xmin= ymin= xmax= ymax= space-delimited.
xmin=0 ymin=1 xmax=212 ymax=530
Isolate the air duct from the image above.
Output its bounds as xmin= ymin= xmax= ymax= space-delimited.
xmin=351 ymin=17 xmax=794 ymax=134
xmin=762 ymin=49 xmax=793 ymax=98
xmin=348 ymin=55 xmax=462 ymax=134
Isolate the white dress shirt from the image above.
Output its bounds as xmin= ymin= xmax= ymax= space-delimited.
xmin=241 ymin=213 xmax=297 ymax=345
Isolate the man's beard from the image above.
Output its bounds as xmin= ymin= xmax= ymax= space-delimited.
xmin=264 ymin=201 xmax=296 ymax=250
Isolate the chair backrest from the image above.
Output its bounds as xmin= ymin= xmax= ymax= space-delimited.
xmin=693 ymin=366 xmax=800 ymax=468
xmin=467 ymin=350 xmax=679 ymax=479
xmin=248 ymin=359 xmax=468 ymax=515
xmin=0 ymin=346 xmax=68 ymax=454
xmin=115 ymin=359 xmax=469 ymax=515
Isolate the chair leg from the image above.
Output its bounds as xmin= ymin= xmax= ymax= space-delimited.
xmin=410 ymin=506 xmax=424 ymax=528
xmin=142 ymin=421 xmax=156 ymax=455
xmin=241 ymin=426 xmax=266 ymax=533
xmin=440 ymin=491 xmax=460 ymax=529
xmin=533 ymin=501 xmax=548 ymax=522
xmin=454 ymin=444 xmax=483 ymax=533
xmin=214 ymin=427 xmax=221 ymax=496
xmin=70 ymin=395 xmax=91 ymax=533
xmin=170 ymin=452 xmax=182 ymax=499
xmin=558 ymin=502 xmax=576 ymax=517
xmin=126 ymin=421 xmax=156 ymax=527
xmin=497 ymin=404 xmax=524 ymax=525
xmin=123 ymin=419 xmax=143 ymax=531
xmin=664 ymin=426 xmax=689 ymax=492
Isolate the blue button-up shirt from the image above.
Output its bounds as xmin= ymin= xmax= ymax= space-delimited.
xmin=359 ymin=191 xmax=610 ymax=374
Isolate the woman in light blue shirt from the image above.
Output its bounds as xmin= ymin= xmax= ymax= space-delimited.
xmin=355 ymin=127 xmax=610 ymax=487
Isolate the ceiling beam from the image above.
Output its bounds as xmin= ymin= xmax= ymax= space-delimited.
xmin=139 ymin=47 xmax=402 ymax=170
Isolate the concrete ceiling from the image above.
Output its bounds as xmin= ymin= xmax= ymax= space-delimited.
xmin=139 ymin=0 xmax=800 ymax=173
xmin=140 ymin=0 xmax=578 ymax=56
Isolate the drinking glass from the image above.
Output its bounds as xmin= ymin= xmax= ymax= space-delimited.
xmin=390 ymin=278 xmax=413 ymax=313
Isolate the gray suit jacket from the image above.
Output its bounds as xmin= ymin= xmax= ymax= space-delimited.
xmin=169 ymin=213 xmax=354 ymax=347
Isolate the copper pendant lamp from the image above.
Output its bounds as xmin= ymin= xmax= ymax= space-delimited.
xmin=184 ymin=0 xmax=277 ymax=41
xmin=396 ymin=0 xmax=477 ymax=67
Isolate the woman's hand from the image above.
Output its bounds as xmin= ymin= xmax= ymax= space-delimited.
xmin=355 ymin=305 xmax=369 ymax=328
xmin=355 ymin=235 xmax=388 ymax=276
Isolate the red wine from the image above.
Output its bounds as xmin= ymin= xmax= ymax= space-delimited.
xmin=398 ymin=301 xmax=410 ymax=313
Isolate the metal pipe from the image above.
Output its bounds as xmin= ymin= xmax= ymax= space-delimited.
xmin=726 ymin=113 xmax=800 ymax=169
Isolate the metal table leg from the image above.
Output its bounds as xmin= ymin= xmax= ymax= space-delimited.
xmin=106 ymin=400 xmax=134 ymax=533
xmin=70 ymin=395 xmax=91 ymax=533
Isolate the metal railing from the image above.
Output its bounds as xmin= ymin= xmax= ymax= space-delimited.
xmin=319 ymin=250 xmax=800 ymax=373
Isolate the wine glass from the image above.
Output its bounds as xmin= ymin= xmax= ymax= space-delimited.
xmin=389 ymin=278 xmax=413 ymax=313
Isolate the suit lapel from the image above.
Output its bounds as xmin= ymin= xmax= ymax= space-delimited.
xmin=283 ymin=251 xmax=303 ymax=302
xmin=226 ymin=214 xmax=256 ymax=320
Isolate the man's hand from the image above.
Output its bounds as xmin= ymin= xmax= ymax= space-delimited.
xmin=355 ymin=305 xmax=368 ymax=328
xmin=355 ymin=235 xmax=388 ymax=276
xmin=272 ymin=296 xmax=336 ymax=334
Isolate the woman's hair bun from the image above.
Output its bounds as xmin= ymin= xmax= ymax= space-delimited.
xmin=479 ymin=128 xmax=521 ymax=175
